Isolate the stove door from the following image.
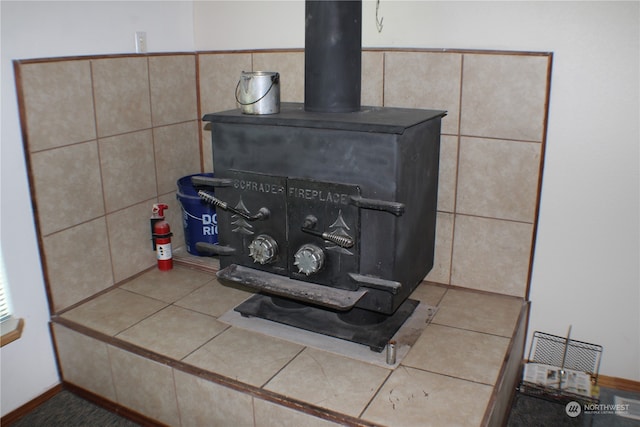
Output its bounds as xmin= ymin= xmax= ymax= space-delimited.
xmin=215 ymin=170 xmax=288 ymax=275
xmin=287 ymin=178 xmax=361 ymax=290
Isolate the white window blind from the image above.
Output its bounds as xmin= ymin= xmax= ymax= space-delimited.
xmin=0 ymin=250 xmax=11 ymax=321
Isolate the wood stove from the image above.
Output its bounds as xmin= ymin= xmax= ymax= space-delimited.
xmin=196 ymin=1 xmax=445 ymax=351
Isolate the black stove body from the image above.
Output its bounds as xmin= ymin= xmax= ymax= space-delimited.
xmin=197 ymin=0 xmax=444 ymax=351
xmin=200 ymin=103 xmax=445 ymax=351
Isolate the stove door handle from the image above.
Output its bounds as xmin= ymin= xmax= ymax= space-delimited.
xmin=191 ymin=176 xmax=233 ymax=188
xmin=301 ymin=227 xmax=354 ymax=248
xmin=198 ymin=190 xmax=270 ymax=221
xmin=349 ymin=196 xmax=405 ymax=216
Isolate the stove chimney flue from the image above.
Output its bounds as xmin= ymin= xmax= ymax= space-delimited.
xmin=304 ymin=0 xmax=362 ymax=113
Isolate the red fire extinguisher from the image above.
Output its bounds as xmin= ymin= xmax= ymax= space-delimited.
xmin=151 ymin=204 xmax=173 ymax=271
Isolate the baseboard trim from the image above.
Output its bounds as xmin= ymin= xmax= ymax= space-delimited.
xmin=1 ymin=383 xmax=62 ymax=426
xmin=597 ymin=374 xmax=640 ymax=393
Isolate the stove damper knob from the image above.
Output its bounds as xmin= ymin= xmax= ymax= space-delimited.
xmin=248 ymin=234 xmax=278 ymax=265
xmin=293 ymin=244 xmax=325 ymax=276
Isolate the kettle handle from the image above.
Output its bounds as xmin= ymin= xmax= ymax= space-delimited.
xmin=235 ymin=74 xmax=278 ymax=106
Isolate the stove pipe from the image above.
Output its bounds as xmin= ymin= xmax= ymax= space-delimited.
xmin=304 ymin=0 xmax=362 ymax=113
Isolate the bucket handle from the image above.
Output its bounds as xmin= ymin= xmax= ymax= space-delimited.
xmin=182 ymin=208 xmax=206 ymax=222
xmin=235 ymin=73 xmax=279 ymax=106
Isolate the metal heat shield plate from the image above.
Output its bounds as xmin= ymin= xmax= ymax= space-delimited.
xmin=234 ymin=294 xmax=419 ymax=352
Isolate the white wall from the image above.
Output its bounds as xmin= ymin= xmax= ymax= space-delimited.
xmin=194 ymin=0 xmax=304 ymax=50
xmin=196 ymin=1 xmax=640 ymax=380
xmin=1 ymin=1 xmax=638 ymax=415
xmin=0 ymin=1 xmax=195 ymax=416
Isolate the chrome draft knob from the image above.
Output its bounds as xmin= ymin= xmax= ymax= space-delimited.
xmin=293 ymin=244 xmax=325 ymax=276
xmin=248 ymin=234 xmax=278 ymax=265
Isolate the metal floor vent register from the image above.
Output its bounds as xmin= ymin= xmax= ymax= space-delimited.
xmin=519 ymin=328 xmax=602 ymax=404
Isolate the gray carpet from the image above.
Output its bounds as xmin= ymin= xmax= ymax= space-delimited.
xmin=507 ymin=387 xmax=640 ymax=427
xmin=10 ymin=391 xmax=139 ymax=427
xmin=9 ymin=387 xmax=640 ymax=426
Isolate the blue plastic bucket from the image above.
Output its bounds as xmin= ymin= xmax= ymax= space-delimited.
xmin=176 ymin=173 xmax=218 ymax=256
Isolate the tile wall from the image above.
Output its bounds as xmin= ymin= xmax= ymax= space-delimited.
xmin=16 ymin=54 xmax=201 ymax=312
xmin=17 ymin=48 xmax=550 ymax=313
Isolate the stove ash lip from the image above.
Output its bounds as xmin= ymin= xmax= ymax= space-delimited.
xmin=304 ymin=0 xmax=363 ymax=114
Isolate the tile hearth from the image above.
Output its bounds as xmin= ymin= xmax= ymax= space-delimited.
xmin=52 ymin=261 xmax=527 ymax=427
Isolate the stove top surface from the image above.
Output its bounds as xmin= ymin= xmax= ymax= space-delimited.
xmin=204 ymin=102 xmax=446 ymax=134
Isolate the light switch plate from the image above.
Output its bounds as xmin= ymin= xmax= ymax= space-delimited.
xmin=135 ymin=31 xmax=147 ymax=53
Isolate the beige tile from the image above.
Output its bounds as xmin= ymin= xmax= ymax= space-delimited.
xmin=451 ymin=215 xmax=533 ymax=296
xmin=384 ymin=51 xmax=461 ymax=134
xmin=457 ymin=137 xmax=541 ymax=222
xmin=424 ymin=212 xmax=453 ymax=285
xmin=117 ymin=305 xmax=227 ymax=360
xmin=52 ymin=324 xmax=116 ymax=400
xmin=201 ymin=128 xmax=214 ymax=173
xmin=106 ymin=201 xmax=157 ymax=283
xmin=121 ymin=265 xmax=212 ymax=303
xmin=99 ymin=130 xmax=157 ymax=213
xmin=198 ymin=52 xmax=252 ymax=115
xmin=408 ymin=282 xmax=447 ymax=307
xmin=265 ymin=348 xmax=389 ymax=417
xmin=92 ymin=57 xmax=151 ymax=137
xmin=149 ymin=55 xmax=197 ymax=126
xmin=403 ymin=324 xmax=510 ymax=385
xmin=199 ymin=53 xmax=252 ymax=170
xmin=153 ymin=121 xmax=201 ymax=195
xmin=254 ymin=398 xmax=343 ymax=427
xmin=432 ymin=288 xmax=524 ymax=337
xmin=60 ymin=288 xmax=166 ymax=336
xmin=362 ymin=51 xmax=383 ymax=107
xmin=253 ymin=51 xmax=305 ymax=103
xmin=108 ymin=346 xmax=180 ymax=426
xmin=19 ymin=60 xmax=96 ymax=152
xmin=175 ymin=278 xmax=254 ymax=317
xmin=460 ymin=53 xmax=550 ymax=141
xmin=43 ymin=218 xmax=113 ymax=312
xmin=174 ymin=369 xmax=254 ymax=427
xmin=362 ymin=366 xmax=492 ymax=427
xmin=201 ymin=56 xmax=308 ymax=173
xmin=31 ymin=141 xmax=105 ymax=236
xmin=184 ymin=327 xmax=303 ymax=387
xmin=437 ymin=135 xmax=458 ymax=213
